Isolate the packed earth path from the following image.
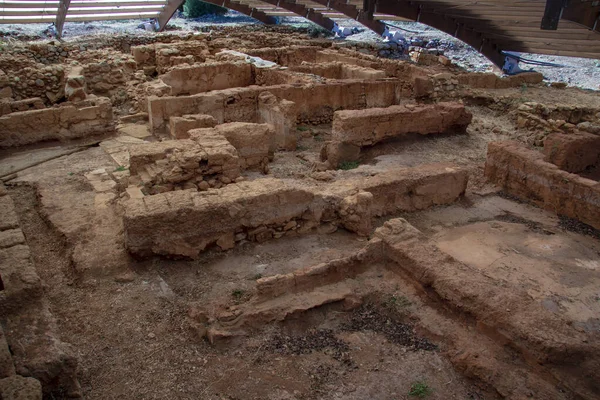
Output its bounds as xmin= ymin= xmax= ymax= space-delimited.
xmin=0 ymin=20 xmax=599 ymax=400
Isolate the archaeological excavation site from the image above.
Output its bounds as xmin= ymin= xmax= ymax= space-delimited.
xmin=1 ymin=0 xmax=600 ymax=398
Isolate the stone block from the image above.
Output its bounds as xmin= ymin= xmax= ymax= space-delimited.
xmin=169 ymin=114 xmax=217 ymax=139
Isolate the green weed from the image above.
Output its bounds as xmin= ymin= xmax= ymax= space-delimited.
xmin=339 ymin=161 xmax=360 ymax=170
xmin=408 ymin=381 xmax=432 ymax=398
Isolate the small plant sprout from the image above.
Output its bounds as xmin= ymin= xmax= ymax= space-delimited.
xmin=339 ymin=161 xmax=360 ymax=170
xmin=408 ymin=381 xmax=432 ymax=398
xmin=231 ymin=289 xmax=245 ymax=304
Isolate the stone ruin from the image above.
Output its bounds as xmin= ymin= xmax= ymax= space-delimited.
xmin=0 ymin=26 xmax=599 ymax=400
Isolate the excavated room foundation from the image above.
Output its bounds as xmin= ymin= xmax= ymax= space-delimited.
xmin=0 ymin=26 xmax=599 ymax=400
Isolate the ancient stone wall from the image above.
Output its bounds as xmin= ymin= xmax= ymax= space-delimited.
xmin=132 ymin=39 xmax=211 ymax=74
xmin=124 ymin=163 xmax=468 ymax=257
xmin=485 ymin=141 xmax=600 ymax=229
xmin=458 ymin=72 xmax=544 ymax=89
xmin=81 ymin=58 xmax=137 ymax=98
xmin=239 ymin=46 xmax=319 ymax=66
xmin=161 ymin=62 xmax=253 ymax=96
xmin=0 ymin=97 xmax=114 ymax=147
xmin=129 ymin=122 xmax=273 ymax=193
xmin=0 ymin=65 xmax=65 ymax=104
xmin=0 ymin=98 xmax=45 ymax=117
xmin=325 ymin=102 xmax=472 ymax=165
xmin=0 ymin=186 xmax=79 ymax=397
xmin=148 ymin=80 xmax=408 ymax=133
xmin=290 ymin=62 xmax=386 ymax=80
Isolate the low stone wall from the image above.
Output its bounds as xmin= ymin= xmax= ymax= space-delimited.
xmin=160 ymin=62 xmax=253 ymax=96
xmin=320 ymin=48 xmax=429 ymax=80
xmin=2 ymin=65 xmax=65 ymax=104
xmin=458 ymin=72 xmax=544 ymax=89
xmin=239 ymin=46 xmax=319 ymax=66
xmin=324 ymin=102 xmax=472 ymax=166
xmin=543 ymin=132 xmax=600 ymax=173
xmin=0 ymin=189 xmax=42 ymax=315
xmin=132 ymin=40 xmax=210 ymax=74
xmin=0 ymin=97 xmax=114 ymax=147
xmin=148 ymin=80 xmax=408 ymax=133
xmin=485 ymin=141 xmax=600 ymax=229
xmin=0 ymin=98 xmax=45 ymax=117
xmin=124 ymin=163 xmax=468 ymax=258
xmin=0 ymin=186 xmax=79 ymax=397
xmin=169 ymin=114 xmax=218 ymax=139
xmin=290 ymin=62 xmax=386 ymax=80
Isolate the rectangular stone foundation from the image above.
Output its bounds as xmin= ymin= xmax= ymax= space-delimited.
xmin=0 ymin=97 xmax=113 ymax=147
xmin=124 ymin=163 xmax=468 ymax=258
xmin=485 ymin=141 xmax=600 ymax=229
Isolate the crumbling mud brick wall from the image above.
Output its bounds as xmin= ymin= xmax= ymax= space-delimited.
xmin=0 ymin=97 xmax=114 ymax=147
xmin=324 ymin=102 xmax=472 ymax=166
xmin=485 ymin=141 xmax=600 ymax=229
xmin=160 ymin=62 xmax=253 ymax=96
xmin=317 ymin=48 xmax=429 ymax=80
xmin=124 ymin=163 xmax=468 ymax=258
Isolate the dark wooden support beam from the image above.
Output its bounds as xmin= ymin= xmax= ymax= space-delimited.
xmin=541 ymin=0 xmax=566 ymax=30
xmin=561 ymin=0 xmax=600 ymax=33
xmin=311 ymin=0 xmax=386 ymax=34
xmin=55 ymin=0 xmax=71 ymax=39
